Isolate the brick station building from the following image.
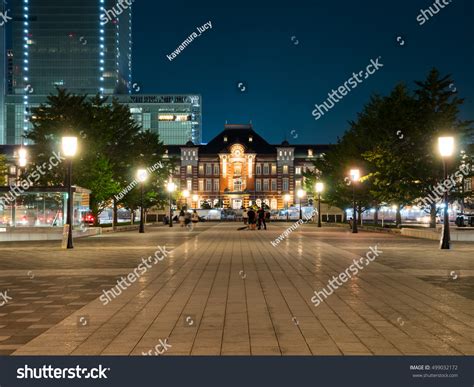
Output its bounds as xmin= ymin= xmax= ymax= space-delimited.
xmin=166 ymin=124 xmax=331 ymax=210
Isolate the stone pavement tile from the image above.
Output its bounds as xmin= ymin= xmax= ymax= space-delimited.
xmin=6 ymin=224 xmax=474 ymax=356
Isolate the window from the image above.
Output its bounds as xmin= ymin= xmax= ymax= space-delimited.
xmin=271 ymin=164 xmax=277 ymax=175
xmin=213 ymin=179 xmax=219 ymax=192
xmin=206 ymin=164 xmax=212 ymax=175
xmin=249 ymin=136 xmax=253 ymax=142
xmin=233 ymin=178 xmax=242 ymax=192
xmin=213 ymin=164 xmax=219 ymax=175
xmin=198 ymin=179 xmax=204 ymax=191
xmin=283 ymin=178 xmax=289 ymax=191
xmin=295 ymin=180 xmax=302 ymax=189
xmin=224 ymin=136 xmax=228 ymax=142
xmin=234 ymin=163 xmax=242 ymax=176
xmin=308 ymin=149 xmax=313 ymax=157
xmin=187 ymin=179 xmax=192 ymax=191
xmin=263 ymin=163 xmax=269 ymax=175
xmin=283 ymin=165 xmax=289 ymax=175
xmin=206 ymin=179 xmax=212 ymax=192
xmin=271 ymin=179 xmax=277 ymax=191
xmin=263 ymin=179 xmax=269 ymax=191
xmin=186 ymin=165 xmax=192 ymax=175
xmin=256 ymin=163 xmax=262 ymax=175
xmin=295 ymin=167 xmax=302 ymax=175
xmin=199 ymin=165 xmax=204 ymax=175
xmin=271 ymin=198 xmax=278 ymax=210
xmin=256 ymin=179 xmax=262 ymax=191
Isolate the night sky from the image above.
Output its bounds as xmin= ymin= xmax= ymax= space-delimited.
xmin=133 ymin=0 xmax=474 ymax=145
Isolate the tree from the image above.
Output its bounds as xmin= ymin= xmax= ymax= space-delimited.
xmin=0 ymin=155 xmax=8 ymax=186
xmin=24 ymin=89 xmax=170 ymax=225
xmin=412 ymin=69 xmax=473 ymax=227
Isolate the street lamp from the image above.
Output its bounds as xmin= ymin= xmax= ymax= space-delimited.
xmin=350 ymin=169 xmax=360 ymax=234
xmin=438 ymin=136 xmax=454 ymax=249
xmin=62 ymin=136 xmax=78 ymax=249
xmin=136 ymin=169 xmax=148 ymax=233
xmin=297 ymin=189 xmax=305 ymax=220
xmin=167 ymin=181 xmax=176 ymax=227
xmin=315 ymin=182 xmax=324 ymax=228
xmin=284 ymin=194 xmax=291 ymax=222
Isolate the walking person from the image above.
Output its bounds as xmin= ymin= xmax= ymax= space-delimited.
xmin=184 ymin=210 xmax=192 ymax=228
xmin=247 ymin=207 xmax=256 ymax=230
xmin=242 ymin=207 xmax=248 ymax=226
xmin=191 ymin=210 xmax=199 ymax=226
xmin=179 ymin=210 xmax=185 ymax=227
xmin=257 ymin=207 xmax=267 ymax=230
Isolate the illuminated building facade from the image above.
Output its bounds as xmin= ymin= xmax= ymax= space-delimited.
xmin=167 ymin=124 xmax=330 ymax=210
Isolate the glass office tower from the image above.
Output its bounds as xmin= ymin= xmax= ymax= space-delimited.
xmin=114 ymin=94 xmax=203 ymax=145
xmin=4 ymin=0 xmax=132 ymax=144
xmin=0 ymin=2 xmax=6 ymax=144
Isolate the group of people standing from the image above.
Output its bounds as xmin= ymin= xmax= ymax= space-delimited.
xmin=178 ymin=209 xmax=200 ymax=228
xmin=242 ymin=207 xmax=270 ymax=230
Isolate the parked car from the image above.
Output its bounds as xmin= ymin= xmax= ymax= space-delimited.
xmin=82 ymin=212 xmax=95 ymax=225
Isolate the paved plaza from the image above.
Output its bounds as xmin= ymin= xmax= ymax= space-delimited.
xmin=0 ymin=222 xmax=472 ymax=356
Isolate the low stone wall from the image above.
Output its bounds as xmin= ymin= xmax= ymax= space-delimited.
xmin=401 ymin=227 xmax=474 ymax=242
xmin=0 ymin=227 xmax=101 ymax=242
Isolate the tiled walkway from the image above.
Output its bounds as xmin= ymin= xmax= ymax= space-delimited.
xmin=1 ymin=223 xmax=472 ymax=356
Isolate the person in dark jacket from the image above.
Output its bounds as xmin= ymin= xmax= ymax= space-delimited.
xmin=247 ymin=208 xmax=256 ymax=230
xmin=257 ymin=207 xmax=267 ymax=230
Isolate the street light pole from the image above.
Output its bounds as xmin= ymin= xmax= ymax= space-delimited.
xmin=352 ymin=184 xmax=357 ymax=233
xmin=139 ymin=182 xmax=145 ymax=233
xmin=315 ymin=182 xmax=324 ymax=228
xmin=167 ymin=181 xmax=176 ymax=228
xmin=441 ymin=158 xmax=450 ymax=249
xmin=62 ymin=137 xmax=78 ymax=249
xmin=438 ymin=137 xmax=454 ymax=250
xmin=350 ymin=169 xmax=360 ymax=234
xmin=284 ymin=194 xmax=290 ymax=222
xmin=318 ymin=192 xmax=322 ymax=227
xmin=136 ymin=169 xmax=148 ymax=234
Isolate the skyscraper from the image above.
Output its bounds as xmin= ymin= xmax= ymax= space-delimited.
xmin=0 ymin=2 xmax=6 ymax=144
xmin=2 ymin=1 xmax=202 ymax=146
xmin=10 ymin=0 xmax=132 ymax=95
xmin=4 ymin=0 xmax=132 ymax=144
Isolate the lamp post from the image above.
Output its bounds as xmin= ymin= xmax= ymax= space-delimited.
xmin=136 ymin=169 xmax=148 ymax=233
xmin=284 ymin=194 xmax=291 ymax=222
xmin=350 ymin=169 xmax=360 ymax=234
xmin=167 ymin=181 xmax=176 ymax=227
xmin=438 ymin=137 xmax=454 ymax=250
xmin=62 ymin=136 xmax=78 ymax=249
xmin=315 ymin=182 xmax=324 ymax=228
xmin=297 ymin=189 xmax=305 ymax=220
xmin=12 ymin=148 xmax=28 ymax=227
